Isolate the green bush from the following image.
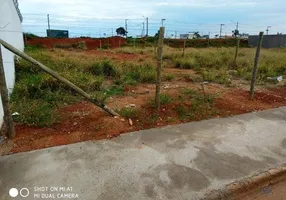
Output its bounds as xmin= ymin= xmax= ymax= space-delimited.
xmin=104 ymin=85 xmax=124 ymax=96
xmin=163 ymin=74 xmax=175 ymax=81
xmin=119 ymin=62 xmax=156 ymax=84
xmin=118 ymin=107 xmax=138 ymax=118
xmin=151 ymin=93 xmax=172 ymax=105
xmin=184 ymin=74 xmax=203 ymax=82
xmin=90 ymin=63 xmax=103 ymax=76
xmin=102 ymin=60 xmax=117 ymax=77
xmin=89 ymin=60 xmax=117 ymax=77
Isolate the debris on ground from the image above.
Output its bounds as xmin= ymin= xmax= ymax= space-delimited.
xmin=12 ymin=112 xmax=20 ymax=116
xmin=128 ymin=118 xmax=133 ymax=126
xmin=267 ymin=76 xmax=283 ymax=83
xmin=126 ymin=104 xmax=136 ymax=108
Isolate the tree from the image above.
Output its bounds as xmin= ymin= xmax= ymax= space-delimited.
xmin=193 ymin=32 xmax=201 ymax=39
xmin=116 ymin=27 xmax=127 ymax=36
xmin=154 ymin=30 xmax=160 ymax=39
xmin=232 ymin=29 xmax=240 ymax=37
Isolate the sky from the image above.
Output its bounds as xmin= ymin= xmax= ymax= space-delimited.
xmin=19 ymin=0 xmax=286 ymax=38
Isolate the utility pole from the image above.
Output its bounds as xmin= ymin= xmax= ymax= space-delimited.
xmin=146 ymin=17 xmax=149 ymax=37
xmin=161 ymin=19 xmax=166 ymax=27
xmin=47 ymin=14 xmax=50 ymax=30
xmin=266 ymin=26 xmax=271 ymax=35
xmin=236 ymin=22 xmax=239 ymax=30
xmin=125 ymin=19 xmax=128 ymax=38
xmin=111 ymin=28 xmax=113 ymax=37
xmin=219 ymin=24 xmax=225 ymax=38
xmin=175 ymin=31 xmax=177 ymax=39
xmin=142 ymin=22 xmax=145 ymax=37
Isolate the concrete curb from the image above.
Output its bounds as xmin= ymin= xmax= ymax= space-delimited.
xmin=204 ymin=164 xmax=286 ymax=200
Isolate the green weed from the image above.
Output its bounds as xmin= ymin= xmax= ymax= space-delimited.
xmin=150 ymin=93 xmax=172 ymax=106
xmin=163 ymin=74 xmax=175 ymax=81
xmin=118 ymin=107 xmax=138 ymax=118
xmin=11 ymin=98 xmax=57 ymax=127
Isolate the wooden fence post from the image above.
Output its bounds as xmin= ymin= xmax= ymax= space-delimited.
xmin=99 ymin=40 xmax=102 ymax=50
xmin=0 ymin=39 xmax=119 ymax=116
xmin=183 ymin=40 xmax=186 ymax=57
xmin=0 ymin=46 xmax=15 ymax=138
xmin=155 ymin=27 xmax=165 ymax=112
xmin=24 ymin=34 xmax=28 ymax=46
xmin=119 ymin=39 xmax=121 ymax=48
xmin=250 ymin=32 xmax=264 ymax=99
xmin=234 ymin=38 xmax=240 ymax=66
xmin=153 ymin=39 xmax=157 ymax=57
xmin=133 ymin=38 xmax=135 ymax=48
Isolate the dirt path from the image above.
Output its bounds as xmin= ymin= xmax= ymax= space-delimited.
xmin=0 ymin=85 xmax=283 ymax=155
xmin=236 ymin=180 xmax=286 ymax=200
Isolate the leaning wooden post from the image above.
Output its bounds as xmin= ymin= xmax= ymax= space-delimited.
xmin=234 ymin=38 xmax=240 ymax=66
xmin=155 ymin=27 xmax=165 ymax=112
xmin=0 ymin=46 xmax=15 ymax=138
xmin=250 ymin=32 xmax=264 ymax=99
xmin=0 ymin=39 xmax=119 ymax=116
xmin=99 ymin=40 xmax=102 ymax=50
xmin=183 ymin=40 xmax=186 ymax=57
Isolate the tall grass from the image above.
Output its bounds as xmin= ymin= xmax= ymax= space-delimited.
xmin=164 ymin=47 xmax=286 ymax=84
xmin=11 ymin=48 xmax=157 ymax=126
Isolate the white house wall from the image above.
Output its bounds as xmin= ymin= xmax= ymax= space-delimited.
xmin=0 ymin=0 xmax=24 ymax=126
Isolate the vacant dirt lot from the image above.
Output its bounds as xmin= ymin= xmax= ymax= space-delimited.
xmin=1 ymin=45 xmax=285 ymax=154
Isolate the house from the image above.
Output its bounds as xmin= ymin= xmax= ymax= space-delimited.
xmin=180 ymin=33 xmax=196 ymax=39
xmin=240 ymin=33 xmax=249 ymax=39
xmin=201 ymin=35 xmax=210 ymax=39
xmin=0 ymin=0 xmax=24 ymax=123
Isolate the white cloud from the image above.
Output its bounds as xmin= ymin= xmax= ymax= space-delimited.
xmin=19 ymin=0 xmax=286 ymax=36
xmin=20 ymin=0 xmax=157 ymax=19
xmin=155 ymin=0 xmax=259 ymax=7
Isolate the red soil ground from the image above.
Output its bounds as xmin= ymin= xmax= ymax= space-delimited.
xmin=3 ymin=85 xmax=285 ymax=154
xmin=26 ymin=36 xmax=127 ymax=49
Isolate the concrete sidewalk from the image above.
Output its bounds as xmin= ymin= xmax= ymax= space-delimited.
xmin=0 ymin=107 xmax=286 ymax=200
